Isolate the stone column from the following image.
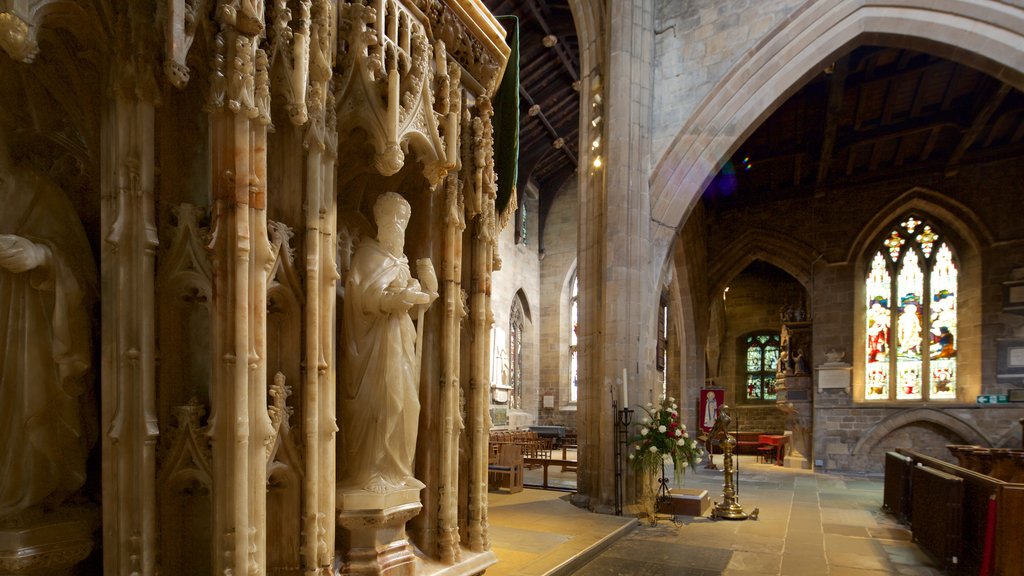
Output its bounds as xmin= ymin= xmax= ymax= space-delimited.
xmin=576 ymin=0 xmax=658 ymax=513
xmin=100 ymin=8 xmax=160 ymax=575
xmin=206 ymin=3 xmax=275 ymax=573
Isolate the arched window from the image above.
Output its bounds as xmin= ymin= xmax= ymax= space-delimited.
xmin=656 ymin=290 xmax=669 ymax=400
xmin=744 ymin=333 xmax=780 ymax=401
xmin=569 ymin=274 xmax=578 ymax=402
xmin=865 ymin=215 xmax=957 ymax=401
xmin=509 ymin=298 xmax=525 ymax=409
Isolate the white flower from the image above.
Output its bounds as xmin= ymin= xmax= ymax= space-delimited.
xmin=640 ymin=427 xmax=649 ymax=436
xmin=647 ymin=402 xmax=654 ymax=408
xmin=669 ymin=397 xmax=675 ymax=402
xmin=649 ymin=446 xmax=658 ymax=453
xmin=683 ymin=432 xmax=689 ymax=439
xmin=629 ymin=453 xmax=635 ymax=460
xmin=671 ymin=404 xmax=678 ymax=410
xmin=676 ymin=438 xmax=685 ymax=446
xmin=675 ymin=429 xmax=682 ymax=437
xmin=642 ymin=416 xmax=651 ymax=424
xmin=634 ymin=444 xmax=640 ymax=451
xmin=658 ymin=425 xmax=667 ymax=433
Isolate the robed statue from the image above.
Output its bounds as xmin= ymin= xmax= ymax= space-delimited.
xmin=339 ymin=192 xmax=438 ymax=494
xmin=0 ymin=132 xmax=97 ymax=518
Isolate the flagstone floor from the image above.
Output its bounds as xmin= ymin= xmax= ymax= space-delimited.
xmin=487 ymin=456 xmax=945 ymax=576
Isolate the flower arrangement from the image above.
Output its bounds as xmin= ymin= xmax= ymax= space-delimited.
xmin=628 ymin=396 xmax=702 ymax=483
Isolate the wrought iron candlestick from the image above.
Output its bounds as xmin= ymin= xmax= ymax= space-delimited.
xmin=613 ymin=401 xmax=633 ymax=516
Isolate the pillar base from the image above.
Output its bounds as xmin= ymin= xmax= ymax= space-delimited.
xmin=0 ymin=506 xmax=97 ymax=575
xmin=336 ymin=486 xmax=423 ymax=576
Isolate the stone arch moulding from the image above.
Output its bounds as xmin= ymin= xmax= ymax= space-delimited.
xmin=852 ymin=408 xmax=991 ymax=456
xmin=513 ymin=287 xmax=532 ymax=323
xmin=708 ymin=228 xmax=821 ymax=299
xmin=845 ymin=186 xmax=993 ymax=265
xmin=649 ymin=0 xmax=1024 ymax=266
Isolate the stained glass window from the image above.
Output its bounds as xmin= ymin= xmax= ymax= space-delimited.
xmin=745 ymin=333 xmax=780 ymax=401
xmin=864 ymin=215 xmax=957 ymax=401
xmin=509 ymin=299 xmax=525 ymax=409
xmin=569 ymin=274 xmax=578 ymax=402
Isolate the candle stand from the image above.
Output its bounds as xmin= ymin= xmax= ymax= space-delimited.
xmin=613 ymin=401 xmax=633 ymax=516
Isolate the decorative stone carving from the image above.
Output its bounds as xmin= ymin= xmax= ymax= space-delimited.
xmin=335 ymin=0 xmax=455 ymax=185
xmin=0 ymin=130 xmax=98 ymax=576
xmin=337 ymin=192 xmax=438 ymax=574
xmin=163 ymin=0 xmax=206 ymax=88
xmin=339 ymin=192 xmax=438 ymax=494
xmin=0 ymin=134 xmax=96 ymax=520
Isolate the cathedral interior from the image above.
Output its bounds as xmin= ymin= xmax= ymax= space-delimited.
xmin=0 ymin=0 xmax=1022 ymax=575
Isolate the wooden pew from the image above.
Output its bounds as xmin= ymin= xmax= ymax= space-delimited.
xmin=891 ymin=449 xmax=1024 ymax=576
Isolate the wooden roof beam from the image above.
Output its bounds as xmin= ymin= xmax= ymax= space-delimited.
xmin=520 ymin=85 xmax=578 ymax=166
xmin=524 ymin=0 xmax=579 ymax=82
xmin=946 ymin=83 xmax=1012 ymax=176
xmin=815 ymin=55 xmax=848 ymax=193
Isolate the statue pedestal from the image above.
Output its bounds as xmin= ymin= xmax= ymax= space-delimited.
xmin=0 ymin=507 xmax=96 ymax=575
xmin=336 ymin=486 xmax=423 ymax=576
xmin=776 ymin=374 xmax=813 ymax=471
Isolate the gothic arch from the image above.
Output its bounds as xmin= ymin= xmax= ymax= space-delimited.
xmin=846 ymin=187 xmax=992 ymax=265
xmin=852 ymin=408 xmax=990 ymax=455
xmin=513 ymin=287 xmax=532 ymax=323
xmin=709 ymin=228 xmax=821 ymax=298
xmin=649 ymin=0 xmax=1024 ymax=263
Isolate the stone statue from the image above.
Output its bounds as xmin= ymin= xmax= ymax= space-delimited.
xmin=339 ymin=192 xmax=438 ymax=494
xmin=793 ymin=349 xmax=808 ymax=375
xmin=0 ymin=132 xmax=96 ymax=519
xmin=776 ymin=349 xmax=790 ymax=376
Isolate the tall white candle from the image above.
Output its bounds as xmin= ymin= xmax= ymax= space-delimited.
xmin=622 ymin=367 xmax=628 ymax=407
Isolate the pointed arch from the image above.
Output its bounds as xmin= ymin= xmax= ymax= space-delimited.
xmin=853 ymin=408 xmax=990 ymax=456
xmin=708 ymin=228 xmax=821 ymax=299
xmin=649 ymin=0 xmax=1024 ymax=265
xmin=846 ymin=187 xmax=992 ymax=265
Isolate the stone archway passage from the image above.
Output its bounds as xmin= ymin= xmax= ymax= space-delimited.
xmin=649 ymin=0 xmax=1024 ymax=264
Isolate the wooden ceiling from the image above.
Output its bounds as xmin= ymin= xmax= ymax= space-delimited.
xmin=708 ymin=45 xmax=1024 ymax=203
xmin=483 ymin=0 xmax=580 ymax=225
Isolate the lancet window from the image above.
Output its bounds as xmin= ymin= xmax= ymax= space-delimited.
xmin=569 ymin=273 xmax=578 ymax=403
xmin=509 ymin=298 xmax=525 ymax=409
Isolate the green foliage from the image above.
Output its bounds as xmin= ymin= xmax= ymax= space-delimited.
xmin=628 ymin=396 xmax=702 ymax=482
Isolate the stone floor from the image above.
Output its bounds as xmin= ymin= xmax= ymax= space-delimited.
xmin=487 ymin=456 xmax=945 ymax=576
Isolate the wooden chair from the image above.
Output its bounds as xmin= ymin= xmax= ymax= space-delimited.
xmin=488 ymin=444 xmax=523 ymax=493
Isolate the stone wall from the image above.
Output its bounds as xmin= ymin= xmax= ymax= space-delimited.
xmin=731 ymin=405 xmax=787 ymax=433
xmin=651 ymin=0 xmax=806 ymax=164
xmin=537 ymin=176 xmax=579 ymax=429
xmin=701 ymin=156 xmax=1024 ymax=472
xmin=491 ymin=188 xmax=542 ymax=427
